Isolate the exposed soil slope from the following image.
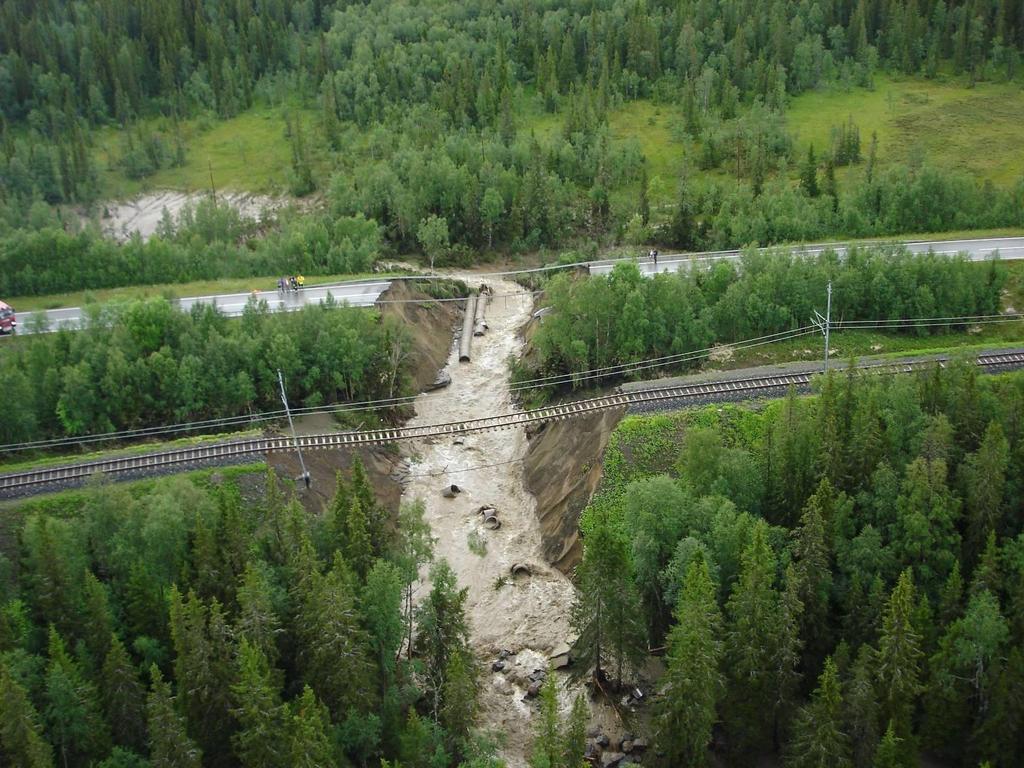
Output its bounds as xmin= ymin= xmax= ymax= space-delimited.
xmin=523 ymin=407 xmax=625 ymax=573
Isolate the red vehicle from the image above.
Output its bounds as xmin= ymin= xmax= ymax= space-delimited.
xmin=0 ymin=301 xmax=16 ymax=334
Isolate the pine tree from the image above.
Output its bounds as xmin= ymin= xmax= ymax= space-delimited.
xmin=654 ymin=556 xmax=723 ymax=767
xmin=101 ymin=634 xmax=147 ymax=751
xmin=288 ymin=686 xmax=334 ymax=768
xmin=147 ymin=666 xmax=202 ymax=768
xmin=0 ymin=662 xmax=54 ymax=768
xmin=801 ymin=145 xmax=820 ymax=197
xmin=231 ymin=640 xmax=287 ymax=768
xmin=875 ymin=570 xmax=923 ymax=757
xmin=824 ymin=158 xmax=839 ymax=211
xmin=787 ymin=657 xmax=852 ymax=768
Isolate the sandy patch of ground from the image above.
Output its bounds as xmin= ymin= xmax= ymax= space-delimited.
xmin=88 ymin=190 xmax=284 ymax=242
xmin=399 ymin=277 xmax=583 ymax=765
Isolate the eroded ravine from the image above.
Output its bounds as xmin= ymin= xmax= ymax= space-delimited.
xmin=399 ymin=277 xmax=578 ymax=764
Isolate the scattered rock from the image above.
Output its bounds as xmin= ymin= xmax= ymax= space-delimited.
xmin=596 ymin=734 xmax=610 ymax=748
xmin=526 ymin=681 xmax=543 ymax=698
xmin=528 ymin=668 xmax=547 ymax=683
xmin=550 ymin=652 xmax=570 ymax=669
xmin=498 ymin=649 xmax=513 ymax=660
xmin=629 ymin=738 xmax=648 ymax=753
xmin=426 ymin=370 xmax=452 ymax=391
xmin=587 ymin=726 xmax=602 ymax=738
xmin=622 ymin=741 xmax=633 ymax=754
xmin=441 ymin=484 xmax=462 ymax=498
xmin=600 ymin=751 xmax=625 ymax=767
xmin=585 ymin=740 xmax=600 ymax=760
xmin=491 ymin=661 xmax=506 ymax=672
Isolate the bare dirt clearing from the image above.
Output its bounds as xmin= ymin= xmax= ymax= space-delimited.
xmin=85 ymin=190 xmax=284 ymax=242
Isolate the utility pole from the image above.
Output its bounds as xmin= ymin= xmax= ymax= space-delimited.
xmin=811 ymin=281 xmax=833 ymax=373
xmin=277 ymin=369 xmax=310 ymax=489
xmin=823 ymin=281 xmax=832 ymax=372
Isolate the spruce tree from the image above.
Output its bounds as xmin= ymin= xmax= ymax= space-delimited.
xmin=101 ymin=633 xmax=147 ymax=751
xmin=441 ymin=649 xmax=478 ymax=760
xmin=288 ymin=686 xmax=334 ymax=768
xmin=801 ymin=145 xmax=820 ymax=197
xmin=787 ymin=657 xmax=852 ymax=768
xmin=235 ymin=561 xmax=282 ymax=669
xmin=362 ymin=559 xmax=404 ymax=699
xmin=44 ymin=626 xmax=110 ymax=767
xmin=654 ymin=556 xmax=723 ymax=767
xmin=391 ymin=499 xmax=435 ymax=661
xmin=569 ymin=514 xmax=646 ymax=689
xmin=345 ymin=497 xmax=374 ymax=581
xmin=561 ymin=695 xmax=588 ymax=768
xmin=147 ymin=666 xmax=202 ymax=768
xmin=230 ymin=640 xmax=287 ymax=768
xmin=872 ymin=721 xmax=902 ymax=768
xmin=416 ymin=559 xmax=471 ymax=718
xmin=0 ymin=662 xmax=54 ymax=768
xmin=875 ymin=570 xmax=923 ymax=758
xmin=530 ymin=670 xmax=561 ymax=768
xmin=295 ymin=553 xmax=375 ymax=715
xmin=723 ymin=522 xmax=789 ymax=759
xmin=638 ymin=164 xmax=650 ymax=225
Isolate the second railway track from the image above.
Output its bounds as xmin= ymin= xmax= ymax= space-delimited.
xmin=3 ymin=350 xmax=1024 ymax=496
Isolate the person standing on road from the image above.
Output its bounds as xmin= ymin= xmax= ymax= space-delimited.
xmin=652 ymin=249 xmax=658 ymax=268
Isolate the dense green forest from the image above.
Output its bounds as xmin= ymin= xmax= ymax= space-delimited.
xmin=0 ymin=465 xmax=511 ymax=767
xmin=519 ymin=245 xmax=1006 ymax=395
xmin=2 ymin=0 xmax=1024 ymax=297
xmin=3 ymin=367 xmax=1022 ymax=767
xmin=0 ymin=296 xmax=412 ymax=445
xmin=571 ymin=364 xmax=1024 ymax=766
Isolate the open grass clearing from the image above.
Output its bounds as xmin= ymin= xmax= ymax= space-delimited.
xmin=93 ymin=106 xmax=322 ymax=198
xmin=786 ymin=73 xmax=1024 ymax=185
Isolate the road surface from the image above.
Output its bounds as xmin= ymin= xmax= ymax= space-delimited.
xmin=7 ymin=235 xmax=1023 ymax=334
xmin=14 ymin=280 xmax=392 ymax=335
xmin=588 ymin=236 xmax=1024 ymax=276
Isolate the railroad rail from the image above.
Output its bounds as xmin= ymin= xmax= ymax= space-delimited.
xmin=3 ymin=350 xmax=1023 ymax=495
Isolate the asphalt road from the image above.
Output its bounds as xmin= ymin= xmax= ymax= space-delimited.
xmin=588 ymin=236 xmax=1024 ymax=276
xmin=14 ymin=280 xmax=392 ymax=335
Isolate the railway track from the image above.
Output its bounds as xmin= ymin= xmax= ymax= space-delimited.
xmin=3 ymin=350 xmax=1023 ymax=496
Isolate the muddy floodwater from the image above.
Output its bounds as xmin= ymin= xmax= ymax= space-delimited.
xmin=399 ymin=277 xmax=581 ymax=764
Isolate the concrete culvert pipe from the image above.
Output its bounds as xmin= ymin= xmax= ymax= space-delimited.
xmin=441 ymin=484 xmax=462 ymax=498
xmin=483 ymin=515 xmax=501 ymax=530
xmin=510 ymin=563 xmax=531 ymax=577
xmin=473 ymin=289 xmax=490 ymax=336
xmin=459 ymin=294 xmax=477 ymax=362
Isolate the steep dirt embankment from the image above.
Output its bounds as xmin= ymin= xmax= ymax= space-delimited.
xmin=523 ymin=407 xmax=625 ymax=573
xmin=268 ymin=281 xmax=460 ymax=512
xmin=378 ymin=280 xmax=462 ymax=392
